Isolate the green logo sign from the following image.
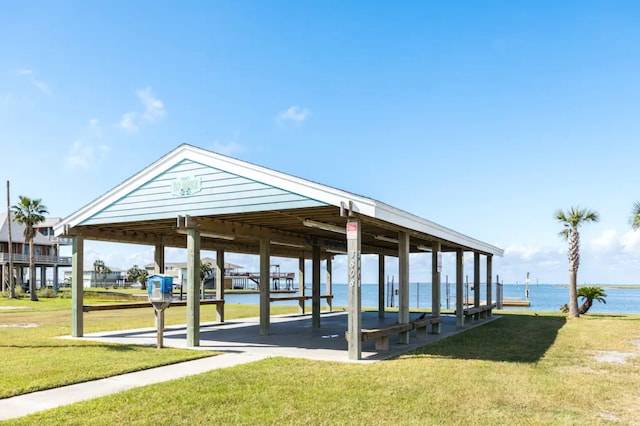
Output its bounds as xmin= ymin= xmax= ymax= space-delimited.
xmin=172 ymin=176 xmax=202 ymax=197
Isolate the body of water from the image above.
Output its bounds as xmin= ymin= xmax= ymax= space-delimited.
xmin=224 ymin=283 xmax=640 ymax=314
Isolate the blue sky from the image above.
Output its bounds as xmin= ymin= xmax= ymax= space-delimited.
xmin=2 ymin=1 xmax=640 ymax=284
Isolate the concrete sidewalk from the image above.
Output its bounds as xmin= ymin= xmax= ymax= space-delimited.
xmin=0 ymin=353 xmax=267 ymax=422
xmin=1 ymin=312 xmax=498 ymax=421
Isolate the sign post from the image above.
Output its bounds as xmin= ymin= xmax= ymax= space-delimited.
xmin=148 ymin=275 xmax=173 ymax=349
xmin=346 ymin=219 xmax=361 ymax=360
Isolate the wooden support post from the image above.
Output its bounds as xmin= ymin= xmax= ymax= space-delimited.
xmin=216 ymin=249 xmax=225 ymax=322
xmin=326 ymin=256 xmax=333 ymax=312
xmin=398 ymin=231 xmax=410 ymax=344
xmin=156 ymin=307 xmax=165 ymax=349
xmin=53 ymin=266 xmax=59 ymax=292
xmin=186 ymin=228 xmax=200 ymax=347
xmin=496 ymin=273 xmax=503 ymax=309
xmin=153 ymin=241 xmax=165 ymax=329
xmin=154 ymin=242 xmax=164 ymax=274
xmin=298 ymin=256 xmax=305 ymax=314
xmin=312 ymin=244 xmax=321 ymax=328
xmin=487 ymin=255 xmax=493 ymax=317
xmin=347 ymin=218 xmax=362 ymax=361
xmin=40 ymin=266 xmax=46 ymax=290
xmin=71 ymin=236 xmax=84 ymax=337
xmin=1 ymin=264 xmax=6 ymax=292
xmin=378 ymin=254 xmax=385 ymax=319
xmin=260 ymin=238 xmax=270 ymax=335
xmin=474 ymin=252 xmax=481 ymax=320
xmin=431 ymin=241 xmax=442 ymax=334
xmin=456 ymin=249 xmax=464 ymax=328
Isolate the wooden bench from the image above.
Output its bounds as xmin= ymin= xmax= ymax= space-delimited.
xmin=269 ymin=295 xmax=333 ymax=313
xmin=345 ymin=322 xmax=414 ymax=351
xmin=412 ymin=316 xmax=443 ymax=340
xmin=462 ymin=303 xmax=496 ymax=321
xmin=83 ymin=299 xmax=225 ymax=312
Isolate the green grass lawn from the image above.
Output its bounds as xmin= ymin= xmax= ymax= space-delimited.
xmin=0 ymin=296 xmax=298 ymax=399
xmin=2 ymin=297 xmax=639 ymax=425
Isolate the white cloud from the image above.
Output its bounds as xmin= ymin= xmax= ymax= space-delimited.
xmin=211 ymin=140 xmax=243 ymax=157
xmin=65 ymin=140 xmax=111 ymax=170
xmin=15 ymin=68 xmax=51 ymax=95
xmin=620 ymin=230 xmax=640 ymax=253
xmin=137 ymin=86 xmax=165 ymax=121
xmin=589 ymin=229 xmax=619 ymax=253
xmin=30 ymin=78 xmax=51 ymax=95
xmin=277 ymin=105 xmax=310 ymax=123
xmin=503 ymin=244 xmax=561 ymax=262
xmin=1 ymin=92 xmax=11 ymax=108
xmin=118 ymin=86 xmax=165 ymax=131
xmin=119 ymin=112 xmax=139 ymax=132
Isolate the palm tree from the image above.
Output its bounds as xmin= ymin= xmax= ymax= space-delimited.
xmin=577 ymin=286 xmax=607 ymax=315
xmin=11 ymin=196 xmax=48 ymax=301
xmin=93 ymin=259 xmax=111 ymax=287
xmin=630 ymin=201 xmax=640 ymax=231
xmin=200 ymin=260 xmax=213 ymax=299
xmin=126 ymin=264 xmax=149 ymax=289
xmin=555 ymin=206 xmax=599 ymax=318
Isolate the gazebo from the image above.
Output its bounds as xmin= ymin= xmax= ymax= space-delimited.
xmin=54 ymin=144 xmax=503 ymax=360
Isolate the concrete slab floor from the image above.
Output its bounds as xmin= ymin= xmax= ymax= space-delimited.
xmin=66 ymin=310 xmax=500 ymax=363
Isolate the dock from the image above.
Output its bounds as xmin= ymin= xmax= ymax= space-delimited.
xmin=463 ymin=298 xmax=531 ymax=308
xmin=502 ymin=298 xmax=531 ymax=307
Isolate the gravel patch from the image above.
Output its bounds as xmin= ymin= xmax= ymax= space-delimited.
xmin=0 ymin=323 xmax=39 ymax=328
xmin=593 ymin=350 xmax=637 ymax=364
xmin=599 ymin=412 xmax=623 ymax=423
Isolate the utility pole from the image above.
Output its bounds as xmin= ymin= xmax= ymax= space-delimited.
xmin=6 ymin=180 xmax=15 ymax=298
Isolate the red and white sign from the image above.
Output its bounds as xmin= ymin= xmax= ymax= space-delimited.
xmin=346 ymin=222 xmax=358 ymax=240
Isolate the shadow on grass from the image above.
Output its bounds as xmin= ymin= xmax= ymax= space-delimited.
xmin=584 ymin=313 xmax=633 ymax=319
xmin=406 ymin=314 xmax=566 ymax=363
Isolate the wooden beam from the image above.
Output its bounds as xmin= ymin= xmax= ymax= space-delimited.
xmin=431 ymin=241 xmax=441 ymax=334
xmin=347 ymin=218 xmax=362 ymax=361
xmin=487 ymin=255 xmax=493 ymax=317
xmin=186 ymin=228 xmax=200 ymax=347
xmin=260 ymin=238 xmax=270 ymax=335
xmin=71 ymin=236 xmax=84 ymax=337
xmin=398 ymin=231 xmax=410 ymax=344
xmin=216 ymin=249 xmax=225 ymax=322
xmin=456 ymin=249 xmax=464 ymax=328
xmin=312 ymin=244 xmax=321 ymax=328
xmin=474 ymin=252 xmax=481 ymax=320
xmin=154 ymin=241 xmax=164 ymax=274
xmin=298 ymin=256 xmax=305 ymax=314
xmin=326 ymin=256 xmax=333 ymax=312
xmin=193 ymin=216 xmax=346 ymax=253
xmin=378 ymin=254 xmax=385 ymax=319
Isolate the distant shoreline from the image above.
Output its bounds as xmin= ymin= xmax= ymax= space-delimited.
xmin=552 ymin=285 xmax=640 ymax=289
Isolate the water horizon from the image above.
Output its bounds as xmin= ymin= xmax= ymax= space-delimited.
xmin=224 ymin=282 xmax=640 ymax=315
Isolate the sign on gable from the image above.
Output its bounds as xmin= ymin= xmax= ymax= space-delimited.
xmin=172 ymin=175 xmax=202 ymax=197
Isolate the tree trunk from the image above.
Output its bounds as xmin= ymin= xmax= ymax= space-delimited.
xmin=29 ymin=239 xmax=38 ymax=301
xmin=7 ymin=181 xmax=15 ymax=298
xmin=568 ymin=270 xmax=578 ymax=318
xmin=568 ymin=230 xmax=580 ymax=318
xmin=578 ymin=299 xmax=592 ymax=315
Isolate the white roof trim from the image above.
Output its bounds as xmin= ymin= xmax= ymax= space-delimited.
xmin=55 ymin=144 xmax=503 ymax=256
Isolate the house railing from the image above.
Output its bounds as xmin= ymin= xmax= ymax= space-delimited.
xmin=0 ymin=254 xmax=72 ymax=266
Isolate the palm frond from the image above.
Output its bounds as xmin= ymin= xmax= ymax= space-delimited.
xmin=631 ymin=201 xmax=640 ymax=231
